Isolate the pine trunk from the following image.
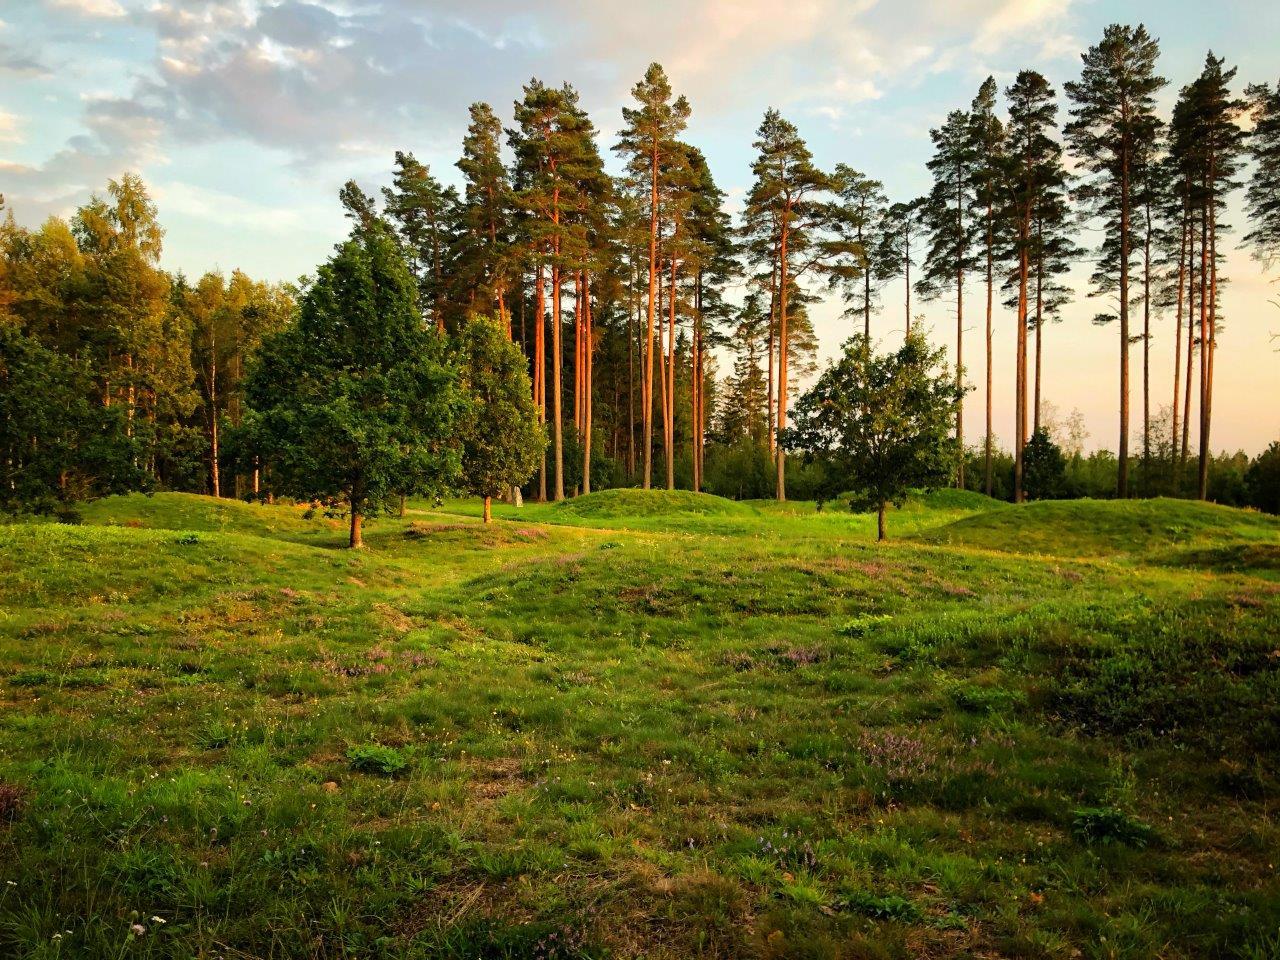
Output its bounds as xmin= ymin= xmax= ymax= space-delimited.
xmin=1014 ymin=242 xmax=1029 ymax=504
xmin=984 ymin=207 xmax=994 ymax=497
xmin=535 ymin=263 xmax=548 ymax=502
xmin=1117 ymin=147 xmax=1131 ymax=498
xmin=643 ymin=140 xmax=659 ymax=490
xmin=666 ymin=258 xmax=676 ymax=491
xmin=583 ymin=272 xmax=593 ymax=495
xmin=776 ymin=212 xmax=790 ymax=502
xmin=1172 ymin=204 xmax=1187 ymax=466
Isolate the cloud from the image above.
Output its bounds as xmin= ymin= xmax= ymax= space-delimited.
xmin=150 ymin=180 xmax=307 ymax=233
xmin=0 ymin=94 xmax=163 ymax=220
xmin=971 ymin=0 xmax=1073 ymax=54
xmin=5 ymin=0 xmax=1086 ymax=228
xmin=89 ymin=0 xmax=1081 ymax=165
xmin=47 ymin=0 xmax=127 ymax=18
xmin=0 ymin=111 xmax=23 ymax=143
xmin=0 ymin=42 xmax=52 ymax=77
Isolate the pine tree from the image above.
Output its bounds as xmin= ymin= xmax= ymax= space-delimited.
xmin=1185 ymin=55 xmax=1246 ymax=499
xmin=511 ymin=81 xmax=602 ymax=501
xmin=455 ymin=103 xmax=515 ymax=331
xmin=742 ymin=109 xmax=847 ymax=500
xmin=1245 ymin=80 xmax=1280 ymax=266
xmin=918 ymin=109 xmax=978 ymax=486
xmin=381 ymin=152 xmax=458 ymax=332
xmin=615 ymin=63 xmax=690 ymax=491
xmin=1065 ymin=23 xmax=1165 ymax=497
xmin=1004 ymin=69 xmax=1071 ymax=502
xmin=830 ymin=164 xmax=888 ymax=339
xmin=875 ymin=198 xmax=926 ymax=336
xmin=969 ymin=77 xmax=1005 ymax=497
xmin=718 ymin=293 xmax=770 ymax=444
xmin=683 ymin=146 xmax=735 ymax=491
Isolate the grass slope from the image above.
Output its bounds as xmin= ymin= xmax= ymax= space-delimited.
xmin=918 ymin=496 xmax=1280 ymax=557
xmin=1 ymin=493 xmax=1277 ymax=959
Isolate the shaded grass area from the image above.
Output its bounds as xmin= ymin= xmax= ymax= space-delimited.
xmin=0 ymin=492 xmax=1277 ymax=958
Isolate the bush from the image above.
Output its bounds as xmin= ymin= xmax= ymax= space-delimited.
xmin=347 ymin=744 xmax=409 ymax=777
xmin=1071 ymin=806 xmax=1157 ymax=848
xmin=1023 ymin=429 xmax=1067 ymax=500
xmin=1246 ymin=441 xmax=1280 ymax=514
xmin=839 ymin=889 xmax=921 ymax=922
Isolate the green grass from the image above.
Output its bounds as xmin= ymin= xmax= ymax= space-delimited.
xmin=0 ymin=491 xmax=1277 ymax=958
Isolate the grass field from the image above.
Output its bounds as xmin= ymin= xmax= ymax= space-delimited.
xmin=1 ymin=490 xmax=1278 ymax=959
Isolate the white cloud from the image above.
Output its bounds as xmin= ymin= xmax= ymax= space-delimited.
xmin=971 ymin=0 xmax=1073 ymax=55
xmin=0 ymin=111 xmax=23 ymax=143
xmin=151 ymin=180 xmax=305 ymax=232
xmin=47 ymin=0 xmax=127 ymax=18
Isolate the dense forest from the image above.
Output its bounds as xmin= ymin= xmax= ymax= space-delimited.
xmin=3 ymin=24 xmax=1280 ymax=518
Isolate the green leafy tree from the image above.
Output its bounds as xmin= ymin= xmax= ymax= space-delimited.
xmin=784 ymin=331 xmax=962 ymax=541
xmin=454 ymin=317 xmax=545 ymax=523
xmin=244 ymin=225 xmax=462 ymax=548
xmin=1245 ymin=441 xmax=1280 ymax=514
xmin=1065 ymin=23 xmax=1166 ymax=497
xmin=1022 ymin=428 xmax=1068 ymax=500
xmin=0 ymin=325 xmax=141 ymax=512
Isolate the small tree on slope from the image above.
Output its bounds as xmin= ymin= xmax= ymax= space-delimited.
xmin=454 ymin=318 xmax=545 ymax=522
xmin=245 ymin=225 xmax=462 ymax=548
xmin=784 ymin=332 xmax=962 ymax=541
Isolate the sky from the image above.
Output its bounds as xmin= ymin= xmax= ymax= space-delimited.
xmin=2 ymin=0 xmax=1278 ymax=455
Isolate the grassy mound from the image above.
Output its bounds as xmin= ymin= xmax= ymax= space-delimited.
xmin=912 ymin=488 xmax=1006 ymax=512
xmin=551 ymin=487 xmax=752 ymax=519
xmin=917 ymin=496 xmax=1280 ymax=556
xmin=78 ymin=492 xmax=340 ymax=543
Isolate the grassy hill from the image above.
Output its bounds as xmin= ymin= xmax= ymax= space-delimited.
xmin=1 ymin=492 xmax=1277 ymax=958
xmin=917 ymin=496 xmax=1280 ymax=557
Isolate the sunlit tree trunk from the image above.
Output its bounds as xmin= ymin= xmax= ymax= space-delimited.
xmin=535 ymin=262 xmax=547 ymax=501
xmin=666 ymin=257 xmax=677 ymax=490
xmin=1172 ymin=202 xmax=1187 ymax=466
xmin=1117 ymin=139 xmax=1131 ymax=498
xmin=984 ymin=206 xmax=994 ymax=496
xmin=583 ymin=271 xmax=594 ymax=495
xmin=776 ymin=206 xmax=791 ymax=502
xmin=1197 ymin=183 xmax=1209 ymax=500
xmin=643 ymin=140 xmax=659 ymax=490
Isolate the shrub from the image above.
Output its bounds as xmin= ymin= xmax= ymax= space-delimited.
xmin=1071 ymin=806 xmax=1157 ymax=847
xmin=1023 ymin=429 xmax=1068 ymax=500
xmin=839 ymin=889 xmax=921 ymax=922
xmin=347 ymin=744 xmax=409 ymax=777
